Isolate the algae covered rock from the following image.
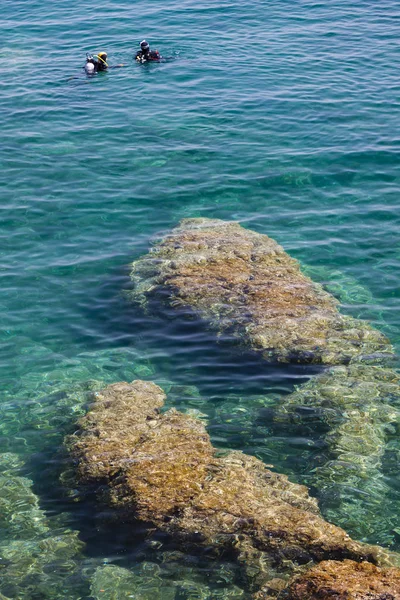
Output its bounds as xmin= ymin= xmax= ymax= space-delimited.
xmin=90 ymin=562 xmax=245 ymax=600
xmin=0 ymin=452 xmax=86 ymax=599
xmin=66 ymin=379 xmax=395 ymax=591
xmin=70 ymin=380 xmax=214 ymax=520
xmin=90 ymin=564 xmax=166 ymax=600
xmin=129 ymin=218 xmax=390 ymax=365
xmin=284 ymin=559 xmax=400 ymax=599
xmin=0 ymin=452 xmax=49 ymax=540
xmin=0 ymin=531 xmax=85 ymax=600
xmin=271 ymin=363 xmax=400 ymax=544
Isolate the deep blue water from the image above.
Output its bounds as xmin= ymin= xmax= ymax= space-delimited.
xmin=1 ymin=0 xmax=400 ymax=597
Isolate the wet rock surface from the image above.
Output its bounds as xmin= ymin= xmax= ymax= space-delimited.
xmin=269 ymin=559 xmax=400 ymax=599
xmin=68 ymin=380 xmax=214 ymax=521
xmin=66 ymin=380 xmax=397 ymax=593
xmin=129 ymin=218 xmax=391 ymax=365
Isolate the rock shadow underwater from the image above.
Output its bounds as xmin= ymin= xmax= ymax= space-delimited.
xmin=65 ymin=379 xmax=400 ymax=599
xmin=3 ymin=217 xmax=400 ymax=598
xmin=59 ymin=218 xmax=400 ymax=598
xmin=127 ymin=217 xmax=400 ymax=542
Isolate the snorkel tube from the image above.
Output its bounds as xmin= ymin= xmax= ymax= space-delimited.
xmin=96 ymin=52 xmax=109 ymax=68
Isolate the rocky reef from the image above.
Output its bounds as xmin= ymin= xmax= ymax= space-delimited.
xmin=66 ymin=379 xmax=400 ymax=595
xmin=0 ymin=453 xmax=49 ymax=540
xmin=90 ymin=562 xmax=246 ymax=600
xmin=254 ymin=559 xmax=400 ymax=599
xmin=0 ymin=453 xmax=86 ymax=600
xmin=128 ymin=218 xmax=391 ymax=365
xmin=128 ymin=217 xmax=400 ymax=548
xmin=0 ymin=351 xmax=151 ymax=600
xmin=270 ymin=361 xmax=400 ymax=544
xmin=3 ymin=219 xmax=398 ymax=597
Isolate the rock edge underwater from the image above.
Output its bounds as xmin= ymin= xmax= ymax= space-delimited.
xmin=129 ymin=217 xmax=400 ymax=544
xmin=65 ymin=380 xmax=400 ymax=598
xmin=128 ymin=218 xmax=392 ymax=365
xmin=61 ymin=218 xmax=400 ymax=598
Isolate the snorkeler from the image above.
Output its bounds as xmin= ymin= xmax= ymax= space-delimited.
xmin=84 ymin=52 xmax=124 ymax=74
xmin=135 ymin=40 xmax=162 ymax=63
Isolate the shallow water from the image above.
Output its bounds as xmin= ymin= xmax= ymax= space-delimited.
xmin=1 ymin=0 xmax=400 ymax=597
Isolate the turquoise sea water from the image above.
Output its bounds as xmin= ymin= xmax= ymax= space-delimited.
xmin=1 ymin=0 xmax=400 ymax=597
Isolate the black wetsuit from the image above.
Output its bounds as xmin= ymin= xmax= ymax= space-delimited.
xmin=135 ymin=49 xmax=161 ymax=62
xmin=95 ymin=61 xmax=108 ymax=72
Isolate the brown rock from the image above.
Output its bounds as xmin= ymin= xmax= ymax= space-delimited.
xmin=69 ymin=380 xmax=214 ymax=520
xmin=286 ymin=559 xmax=400 ymax=599
xmin=66 ymin=380 xmax=394 ymax=587
xmin=129 ymin=218 xmax=391 ymax=365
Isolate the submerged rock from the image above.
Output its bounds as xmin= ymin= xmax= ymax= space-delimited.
xmin=256 ymin=559 xmax=400 ymax=599
xmin=271 ymin=363 xmax=400 ymax=544
xmin=0 ymin=453 xmax=86 ymax=599
xmin=301 ymin=266 xmax=374 ymax=306
xmin=90 ymin=564 xmax=167 ymax=600
xmin=66 ymin=380 xmax=397 ymax=593
xmin=128 ymin=218 xmax=391 ymax=365
xmin=0 ymin=531 xmax=85 ymax=600
xmin=90 ymin=562 xmax=245 ymax=600
xmin=0 ymin=470 xmax=49 ymax=540
xmin=0 ymin=452 xmax=50 ymax=543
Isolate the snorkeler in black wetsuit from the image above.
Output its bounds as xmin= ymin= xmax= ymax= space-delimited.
xmin=84 ymin=52 xmax=108 ymax=74
xmin=135 ymin=40 xmax=162 ymax=63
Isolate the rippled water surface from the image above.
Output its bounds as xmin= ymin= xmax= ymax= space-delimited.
xmin=1 ymin=0 xmax=400 ymax=597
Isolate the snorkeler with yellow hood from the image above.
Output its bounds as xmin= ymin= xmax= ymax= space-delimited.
xmin=84 ymin=52 xmax=124 ymax=74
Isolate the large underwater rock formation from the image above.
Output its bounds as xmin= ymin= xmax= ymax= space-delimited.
xmin=254 ymin=559 xmax=400 ymax=599
xmin=128 ymin=218 xmax=391 ymax=365
xmin=65 ymin=380 xmax=400 ymax=594
xmin=128 ymin=217 xmax=400 ymax=549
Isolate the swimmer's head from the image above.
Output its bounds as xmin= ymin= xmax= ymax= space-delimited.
xmin=97 ymin=52 xmax=108 ymax=63
xmin=140 ymin=40 xmax=150 ymax=52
